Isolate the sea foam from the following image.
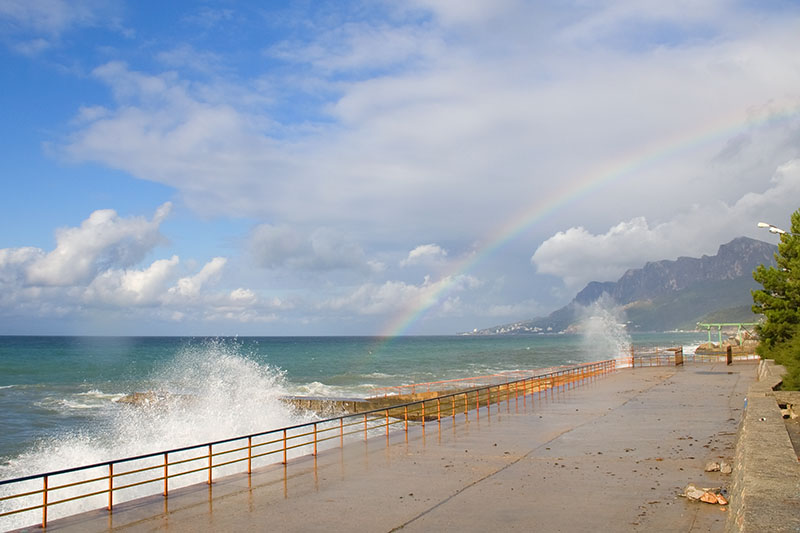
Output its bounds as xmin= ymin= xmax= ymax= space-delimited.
xmin=578 ymin=295 xmax=633 ymax=366
xmin=0 ymin=338 xmax=312 ymax=530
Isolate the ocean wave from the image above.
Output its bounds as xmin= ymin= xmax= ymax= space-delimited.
xmin=1 ymin=338 xmax=315 ymax=530
xmin=288 ymin=381 xmax=374 ymax=398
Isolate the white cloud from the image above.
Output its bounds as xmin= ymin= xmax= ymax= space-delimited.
xmin=168 ymin=257 xmax=227 ymax=299
xmin=249 ymin=224 xmax=369 ymax=271
xmin=0 ymin=205 xmax=280 ymax=329
xmin=7 ymin=2 xmax=799 ymax=334
xmin=84 ymin=256 xmax=179 ymax=306
xmin=26 ymin=203 xmax=171 ymax=286
xmin=400 ymin=244 xmax=448 ymax=267
xmin=0 ymin=0 xmax=110 ymax=35
xmin=0 ymin=247 xmax=42 ymax=284
xmin=320 ymin=274 xmax=480 ymax=315
xmin=0 ymin=0 xmax=125 ymax=53
xmin=532 ymin=160 xmax=800 ymax=290
xmin=60 ymin=6 xmax=800 ymax=252
xmin=531 ymin=218 xmax=663 ymax=289
xmin=267 ymin=21 xmax=440 ymax=74
xmin=228 ymin=288 xmax=256 ymax=304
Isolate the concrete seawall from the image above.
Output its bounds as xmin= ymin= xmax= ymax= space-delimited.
xmin=726 ymin=360 xmax=800 ymax=532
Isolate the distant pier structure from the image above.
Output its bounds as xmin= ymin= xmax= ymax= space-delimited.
xmin=697 ymin=322 xmax=758 ymax=346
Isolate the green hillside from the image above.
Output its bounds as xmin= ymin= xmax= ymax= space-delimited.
xmin=624 ymin=277 xmax=762 ymax=331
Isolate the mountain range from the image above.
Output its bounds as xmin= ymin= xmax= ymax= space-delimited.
xmin=470 ymin=236 xmax=777 ymax=335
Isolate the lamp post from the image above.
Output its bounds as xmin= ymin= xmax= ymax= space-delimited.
xmin=757 ymin=222 xmax=799 ymax=236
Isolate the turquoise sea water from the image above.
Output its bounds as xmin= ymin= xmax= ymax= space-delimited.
xmin=0 ymin=333 xmax=704 ymax=476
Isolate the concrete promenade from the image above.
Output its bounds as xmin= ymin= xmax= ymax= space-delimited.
xmin=41 ymin=362 xmax=756 ymax=532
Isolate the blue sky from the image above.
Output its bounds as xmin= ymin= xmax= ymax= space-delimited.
xmin=1 ymin=0 xmax=799 ymax=336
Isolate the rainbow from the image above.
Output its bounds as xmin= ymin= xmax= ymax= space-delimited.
xmin=377 ymin=102 xmax=799 ymax=338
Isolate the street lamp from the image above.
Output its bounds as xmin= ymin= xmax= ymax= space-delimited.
xmin=757 ymin=222 xmax=799 ymax=236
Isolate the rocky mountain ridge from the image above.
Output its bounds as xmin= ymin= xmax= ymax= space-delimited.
xmin=470 ymin=236 xmax=776 ymax=334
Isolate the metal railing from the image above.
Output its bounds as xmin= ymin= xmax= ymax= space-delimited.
xmin=683 ymin=352 xmax=760 ymax=363
xmin=0 ymin=359 xmax=616 ymax=530
xmin=624 ymin=345 xmax=760 ymax=367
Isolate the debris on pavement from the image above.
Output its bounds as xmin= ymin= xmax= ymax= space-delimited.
xmin=681 ymin=483 xmax=728 ymax=505
xmin=703 ymin=461 xmax=733 ymax=474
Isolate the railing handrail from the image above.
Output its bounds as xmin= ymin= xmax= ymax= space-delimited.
xmin=0 ymin=359 xmax=612 ymax=488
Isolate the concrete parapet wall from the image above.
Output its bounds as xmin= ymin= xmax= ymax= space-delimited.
xmin=726 ymin=360 xmax=800 ymax=533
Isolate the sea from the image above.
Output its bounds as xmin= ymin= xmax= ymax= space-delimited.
xmin=0 ymin=332 xmax=707 ymax=528
xmin=0 ymin=332 xmax=705 ymax=473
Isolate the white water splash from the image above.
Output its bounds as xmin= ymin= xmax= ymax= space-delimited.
xmin=0 ymin=338 xmax=313 ymax=530
xmin=577 ymin=294 xmax=632 ymax=366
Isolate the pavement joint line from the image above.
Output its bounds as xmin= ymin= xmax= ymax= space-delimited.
xmin=389 ymin=367 xmax=674 ymax=531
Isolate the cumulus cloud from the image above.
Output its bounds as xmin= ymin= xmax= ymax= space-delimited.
xmin=0 ymin=205 xmax=279 ymax=329
xmin=0 ymin=247 xmax=43 ymax=284
xmin=168 ymin=257 xmax=227 ymax=299
xmin=400 ymin=244 xmax=447 ymax=267
xmin=26 ymin=203 xmax=171 ymax=286
xmin=249 ymin=224 xmax=370 ymax=271
xmin=320 ymin=274 xmax=480 ymax=315
xmin=84 ymin=256 xmax=179 ymax=306
xmin=532 ymin=160 xmax=800 ymax=290
xmin=531 ymin=218 xmax=664 ymax=289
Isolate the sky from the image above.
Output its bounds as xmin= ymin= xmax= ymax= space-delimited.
xmin=1 ymin=0 xmax=799 ymax=336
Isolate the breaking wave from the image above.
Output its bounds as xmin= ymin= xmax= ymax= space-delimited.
xmin=0 ymin=338 xmax=313 ymax=530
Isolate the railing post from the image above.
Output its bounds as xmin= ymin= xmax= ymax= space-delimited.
xmin=42 ymin=475 xmax=48 ymax=529
xmin=364 ymin=413 xmax=368 ymax=441
xmin=464 ymin=392 xmax=468 ymax=421
xmin=404 ymin=406 xmax=408 ymax=433
xmin=248 ymin=436 xmax=253 ymax=474
xmin=523 ymin=379 xmax=527 ymax=407
xmin=437 ymin=397 xmax=441 ymax=423
xmin=340 ymin=418 xmax=344 ymax=447
xmin=283 ymin=429 xmax=288 ymax=464
xmin=208 ymin=444 xmax=213 ymax=485
xmin=164 ymin=452 xmax=168 ymax=497
xmin=108 ymin=463 xmax=113 ymax=511
xmin=421 ymin=401 xmax=426 ymax=428
xmin=385 ymin=410 xmax=389 ymax=437
xmin=314 ymin=422 xmax=318 ymax=455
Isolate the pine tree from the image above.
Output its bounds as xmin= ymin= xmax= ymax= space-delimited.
xmin=752 ymin=209 xmax=800 ymax=348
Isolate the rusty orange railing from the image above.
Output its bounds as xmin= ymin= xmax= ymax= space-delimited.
xmin=0 ymin=360 xmax=617 ymax=530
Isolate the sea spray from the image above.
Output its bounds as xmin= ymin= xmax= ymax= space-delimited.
xmin=0 ymin=338 xmax=313 ymax=530
xmin=577 ymin=294 xmax=632 ymax=365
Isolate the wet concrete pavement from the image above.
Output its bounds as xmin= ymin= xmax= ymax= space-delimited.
xmin=41 ymin=362 xmax=756 ymax=532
